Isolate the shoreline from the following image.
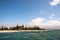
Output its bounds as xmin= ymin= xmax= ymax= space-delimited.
xmin=0 ymin=30 xmax=49 ymax=33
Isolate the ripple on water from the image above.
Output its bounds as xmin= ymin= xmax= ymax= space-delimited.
xmin=0 ymin=30 xmax=60 ymax=40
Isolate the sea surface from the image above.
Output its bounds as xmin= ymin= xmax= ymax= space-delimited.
xmin=0 ymin=30 xmax=60 ymax=40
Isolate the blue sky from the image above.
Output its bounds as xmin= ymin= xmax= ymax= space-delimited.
xmin=0 ymin=0 xmax=60 ymax=25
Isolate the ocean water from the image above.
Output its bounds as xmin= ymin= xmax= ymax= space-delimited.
xmin=0 ymin=30 xmax=60 ymax=40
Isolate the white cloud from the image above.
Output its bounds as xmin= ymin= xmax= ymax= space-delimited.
xmin=28 ymin=17 xmax=60 ymax=29
xmin=49 ymin=14 xmax=55 ymax=19
xmin=49 ymin=0 xmax=60 ymax=6
xmin=29 ymin=18 xmax=45 ymax=26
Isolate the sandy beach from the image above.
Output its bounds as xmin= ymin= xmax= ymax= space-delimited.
xmin=0 ymin=30 xmax=19 ymax=33
xmin=0 ymin=30 xmax=49 ymax=33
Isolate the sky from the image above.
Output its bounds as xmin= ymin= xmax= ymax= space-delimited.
xmin=0 ymin=0 xmax=60 ymax=29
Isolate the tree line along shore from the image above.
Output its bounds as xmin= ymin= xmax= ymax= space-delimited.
xmin=0 ymin=25 xmax=45 ymax=30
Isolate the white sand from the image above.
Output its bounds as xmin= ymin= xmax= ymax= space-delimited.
xmin=0 ymin=30 xmax=49 ymax=33
xmin=0 ymin=30 xmax=19 ymax=33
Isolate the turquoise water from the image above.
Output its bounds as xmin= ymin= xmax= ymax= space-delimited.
xmin=0 ymin=30 xmax=60 ymax=40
